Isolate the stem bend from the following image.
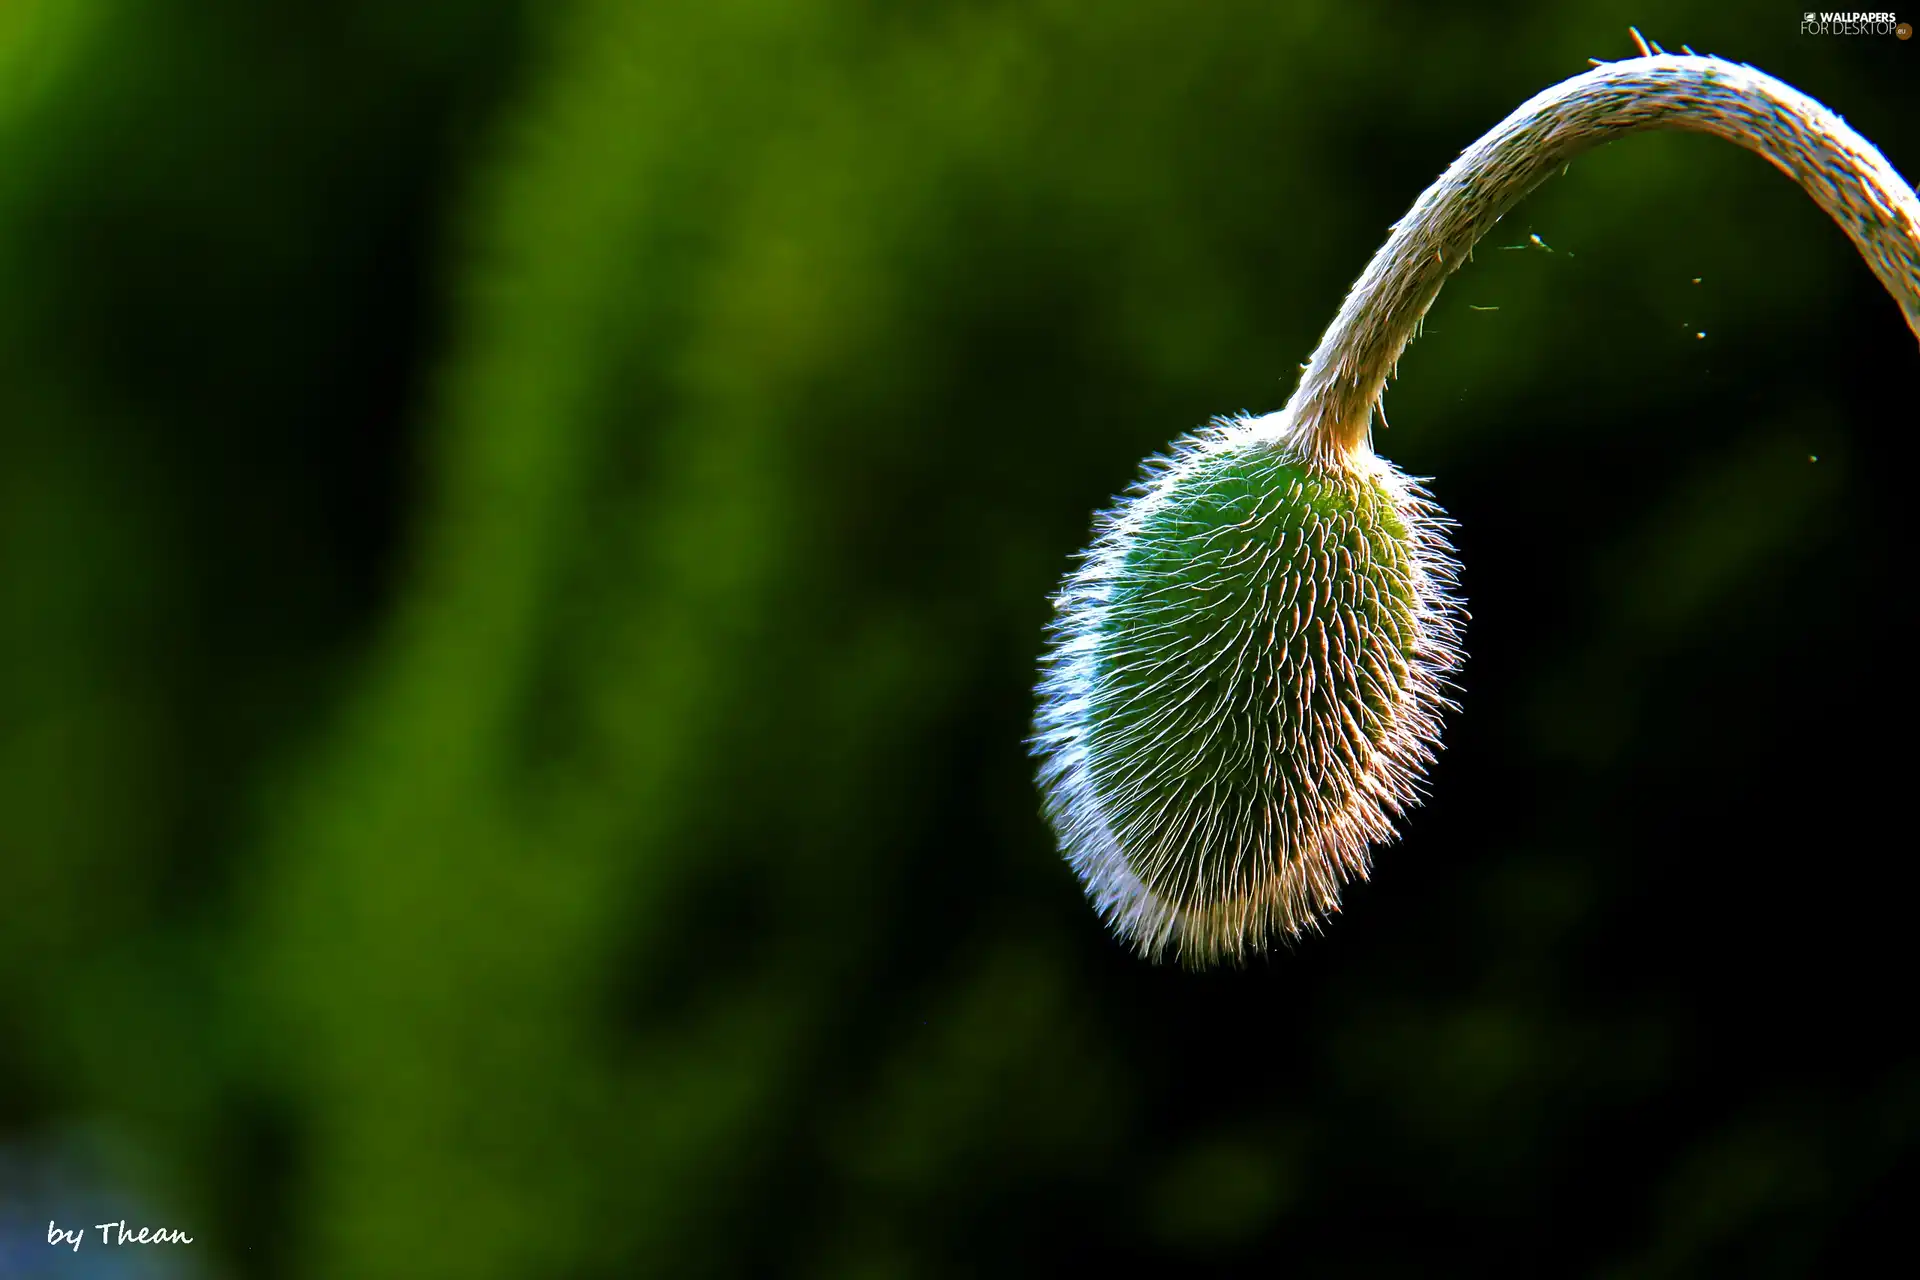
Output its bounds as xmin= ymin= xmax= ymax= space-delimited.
xmin=1280 ymin=54 xmax=1920 ymax=463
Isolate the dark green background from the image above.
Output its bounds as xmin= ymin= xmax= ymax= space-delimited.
xmin=2 ymin=2 xmax=1915 ymax=1276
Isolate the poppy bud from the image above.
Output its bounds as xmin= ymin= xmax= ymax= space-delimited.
xmin=1035 ymin=50 xmax=1920 ymax=965
xmin=1034 ymin=417 xmax=1461 ymax=965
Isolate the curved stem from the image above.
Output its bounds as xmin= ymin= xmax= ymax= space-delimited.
xmin=1280 ymin=54 xmax=1920 ymax=464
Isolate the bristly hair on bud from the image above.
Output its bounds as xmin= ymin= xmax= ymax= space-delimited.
xmin=1033 ymin=415 xmax=1463 ymax=966
xmin=1033 ymin=45 xmax=1920 ymax=967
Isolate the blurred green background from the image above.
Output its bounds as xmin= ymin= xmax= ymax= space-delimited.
xmin=2 ymin=1 xmax=1916 ymax=1276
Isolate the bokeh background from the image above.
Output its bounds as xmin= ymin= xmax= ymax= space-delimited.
xmin=2 ymin=1 xmax=1916 ymax=1276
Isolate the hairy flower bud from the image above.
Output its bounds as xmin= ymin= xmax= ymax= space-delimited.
xmin=1033 ymin=417 xmax=1462 ymax=965
xmin=1032 ymin=50 xmax=1920 ymax=967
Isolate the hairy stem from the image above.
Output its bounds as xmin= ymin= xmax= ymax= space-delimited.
xmin=1280 ymin=53 xmax=1920 ymax=463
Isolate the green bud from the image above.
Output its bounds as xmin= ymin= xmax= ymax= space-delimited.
xmin=1034 ymin=53 xmax=1920 ymax=965
xmin=1033 ymin=416 xmax=1463 ymax=966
